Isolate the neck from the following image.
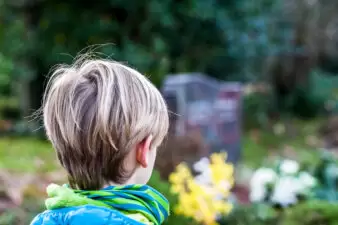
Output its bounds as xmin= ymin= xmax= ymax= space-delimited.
xmin=104 ymin=173 xmax=144 ymax=189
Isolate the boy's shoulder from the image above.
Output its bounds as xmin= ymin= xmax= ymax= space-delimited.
xmin=30 ymin=205 xmax=144 ymax=225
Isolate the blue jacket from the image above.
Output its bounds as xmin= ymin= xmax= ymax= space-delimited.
xmin=30 ymin=205 xmax=144 ymax=225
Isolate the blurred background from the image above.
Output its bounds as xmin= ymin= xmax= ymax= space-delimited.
xmin=2 ymin=0 xmax=338 ymax=224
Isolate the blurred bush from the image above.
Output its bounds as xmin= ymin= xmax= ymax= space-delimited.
xmin=287 ymin=69 xmax=333 ymax=118
xmin=0 ymin=97 xmax=20 ymax=120
xmin=1 ymin=0 xmax=338 ymax=126
xmin=312 ymin=152 xmax=338 ymax=201
xmin=0 ymin=2 xmax=35 ymax=119
xmin=280 ymin=201 xmax=338 ymax=225
xmin=5 ymin=0 xmax=332 ymax=121
xmin=242 ymin=68 xmax=333 ymax=128
xmin=220 ymin=204 xmax=277 ymax=225
xmin=18 ymin=0 xmax=237 ymax=112
xmin=242 ymin=84 xmax=273 ymax=129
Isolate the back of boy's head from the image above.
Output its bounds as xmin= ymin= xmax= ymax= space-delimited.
xmin=43 ymin=57 xmax=169 ymax=190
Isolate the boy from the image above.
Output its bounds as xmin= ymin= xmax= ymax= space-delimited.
xmin=30 ymin=57 xmax=170 ymax=225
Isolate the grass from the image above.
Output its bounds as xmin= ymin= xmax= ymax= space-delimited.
xmin=0 ymin=137 xmax=59 ymax=173
xmin=242 ymin=119 xmax=323 ymax=168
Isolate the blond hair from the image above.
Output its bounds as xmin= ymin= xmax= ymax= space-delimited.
xmin=43 ymin=57 xmax=169 ymax=189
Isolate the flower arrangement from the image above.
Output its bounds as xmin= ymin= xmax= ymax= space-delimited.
xmin=169 ymin=152 xmax=234 ymax=225
xmin=249 ymin=159 xmax=317 ymax=207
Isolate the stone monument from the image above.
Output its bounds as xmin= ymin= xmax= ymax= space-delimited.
xmin=162 ymin=73 xmax=242 ymax=164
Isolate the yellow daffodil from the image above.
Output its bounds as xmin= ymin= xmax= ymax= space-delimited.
xmin=169 ymin=152 xmax=234 ymax=225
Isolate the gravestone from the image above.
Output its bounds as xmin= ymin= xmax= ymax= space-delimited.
xmin=162 ymin=73 xmax=242 ymax=164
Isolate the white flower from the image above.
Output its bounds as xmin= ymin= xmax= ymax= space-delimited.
xmin=249 ymin=168 xmax=276 ymax=203
xmin=194 ymin=168 xmax=212 ymax=185
xmin=193 ymin=157 xmax=210 ymax=173
xmin=270 ymin=176 xmax=299 ymax=206
xmin=250 ymin=184 xmax=267 ymax=202
xmin=280 ymin=159 xmax=299 ymax=175
xmin=298 ymin=172 xmax=317 ymax=189
xmin=250 ymin=168 xmax=277 ymax=187
xmin=218 ymin=180 xmax=232 ymax=191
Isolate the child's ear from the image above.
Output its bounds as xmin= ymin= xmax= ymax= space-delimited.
xmin=136 ymin=135 xmax=153 ymax=168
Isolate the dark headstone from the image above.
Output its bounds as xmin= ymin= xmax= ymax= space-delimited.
xmin=162 ymin=73 xmax=242 ymax=164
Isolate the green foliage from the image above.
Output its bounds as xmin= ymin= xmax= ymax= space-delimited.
xmin=25 ymin=0 xmax=291 ymax=82
xmin=221 ymin=200 xmax=338 ymax=225
xmin=221 ymin=0 xmax=291 ymax=82
xmin=0 ymin=97 xmax=19 ymax=120
xmin=0 ymin=0 xmax=329 ymax=120
xmin=287 ymin=70 xmax=331 ymax=118
xmin=281 ymin=201 xmax=338 ymax=225
xmin=312 ymin=152 xmax=338 ymax=202
xmin=242 ymin=69 xmax=331 ymax=124
xmin=0 ymin=1 xmax=34 ymax=120
xmin=26 ymin=0 xmax=232 ymax=83
xmin=289 ymin=87 xmax=325 ymax=119
xmin=0 ymin=2 xmax=34 ymax=88
xmin=310 ymin=69 xmax=338 ymax=114
xmin=242 ymin=92 xmax=272 ymax=129
xmin=0 ymin=53 xmax=14 ymax=94
xmin=15 ymin=0 xmax=304 ymax=115
xmin=220 ymin=203 xmax=277 ymax=225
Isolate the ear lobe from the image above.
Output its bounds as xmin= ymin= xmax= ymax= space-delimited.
xmin=136 ymin=135 xmax=153 ymax=168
